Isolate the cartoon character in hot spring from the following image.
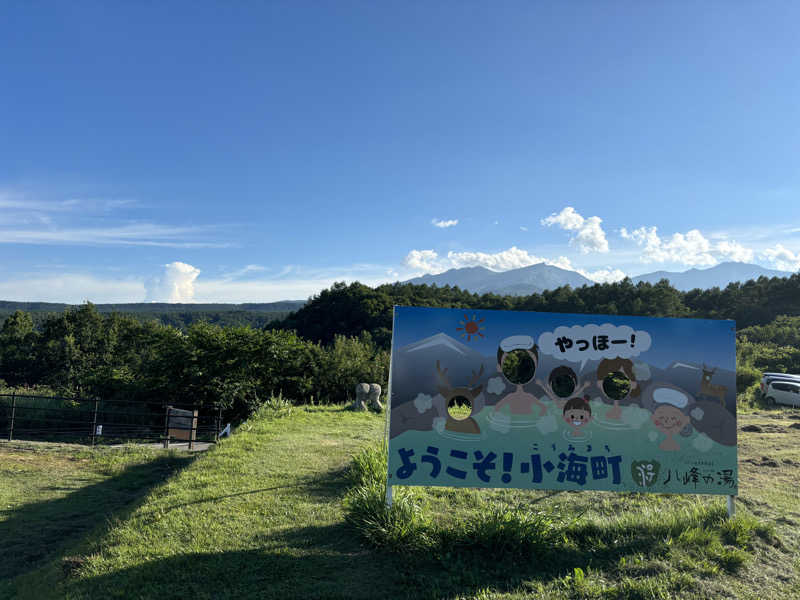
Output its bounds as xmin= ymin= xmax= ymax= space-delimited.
xmin=493 ymin=335 xmax=548 ymax=416
xmin=596 ymin=357 xmax=642 ymax=420
xmin=642 ymin=383 xmax=695 ymax=451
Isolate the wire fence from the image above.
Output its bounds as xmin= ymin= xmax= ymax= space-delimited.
xmin=0 ymin=393 xmax=223 ymax=448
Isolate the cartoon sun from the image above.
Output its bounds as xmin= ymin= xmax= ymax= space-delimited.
xmin=457 ymin=313 xmax=485 ymax=341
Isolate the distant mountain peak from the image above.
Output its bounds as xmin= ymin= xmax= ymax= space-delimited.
xmin=403 ymin=262 xmax=592 ymax=296
xmin=632 ymin=262 xmax=793 ymax=291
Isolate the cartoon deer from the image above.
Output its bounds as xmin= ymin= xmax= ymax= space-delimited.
xmin=700 ymin=364 xmax=728 ymax=406
xmin=436 ymin=361 xmax=484 ymax=434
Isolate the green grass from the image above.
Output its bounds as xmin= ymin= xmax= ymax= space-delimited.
xmin=0 ymin=442 xmax=193 ymax=599
xmin=1 ymin=405 xmax=798 ymax=599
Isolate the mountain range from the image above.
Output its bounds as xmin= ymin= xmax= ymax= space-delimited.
xmin=629 ymin=262 xmax=792 ymax=291
xmin=405 ymin=263 xmax=593 ymax=295
xmin=404 ymin=262 xmax=794 ymax=295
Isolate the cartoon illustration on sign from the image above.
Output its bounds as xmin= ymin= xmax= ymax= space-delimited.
xmin=596 ymin=358 xmax=641 ymax=420
xmin=700 ymin=364 xmax=728 ymax=405
xmin=562 ymin=396 xmax=593 ymax=437
xmin=387 ymin=306 xmax=737 ymax=496
xmin=493 ymin=336 xmax=548 ymax=416
xmin=643 ymin=384 xmax=694 ymax=451
xmin=537 ymin=365 xmax=590 ymax=410
xmin=436 ymin=360 xmax=484 ymax=435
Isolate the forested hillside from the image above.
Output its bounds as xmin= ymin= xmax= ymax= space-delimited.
xmin=1 ymin=274 xmax=798 ymax=420
xmin=0 ymin=300 xmax=303 ymax=331
xmin=277 ymin=274 xmax=800 ymax=347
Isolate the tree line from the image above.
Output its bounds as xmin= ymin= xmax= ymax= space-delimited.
xmin=277 ymin=274 xmax=800 ymax=347
xmin=0 ymin=305 xmax=387 ymax=420
xmin=1 ymin=273 xmax=799 ymax=419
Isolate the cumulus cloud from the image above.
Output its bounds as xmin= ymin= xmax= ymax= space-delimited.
xmin=762 ymin=244 xmax=800 ymax=271
xmin=716 ymin=240 xmax=754 ymax=263
xmin=583 ymin=267 xmax=627 ymax=283
xmin=404 ymin=249 xmax=441 ymax=272
xmin=431 ymin=218 xmax=458 ymax=228
xmin=548 ymin=256 xmax=626 ymax=283
xmin=145 ymin=261 xmax=201 ymax=302
xmin=541 ymin=207 xmax=610 ymax=254
xmin=620 ymin=226 xmax=756 ymax=267
xmin=405 ymin=246 xmax=548 ymax=273
xmin=620 ymin=226 xmax=715 ymax=266
xmin=447 ymin=247 xmax=548 ymax=271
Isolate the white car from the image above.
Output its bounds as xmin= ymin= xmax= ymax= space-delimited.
xmin=764 ymin=380 xmax=800 ymax=408
xmin=760 ymin=373 xmax=800 ymax=397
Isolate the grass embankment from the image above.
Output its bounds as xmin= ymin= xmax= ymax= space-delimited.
xmin=1 ymin=405 xmax=798 ymax=599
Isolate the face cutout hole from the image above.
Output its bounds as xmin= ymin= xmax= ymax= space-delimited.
xmin=501 ymin=349 xmax=536 ymax=384
xmin=602 ymin=371 xmax=631 ymax=400
xmin=447 ymin=395 xmax=472 ymax=420
xmin=549 ymin=366 xmax=577 ymax=398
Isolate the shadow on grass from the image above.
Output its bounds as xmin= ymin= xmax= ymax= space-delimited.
xmin=130 ymin=467 xmax=351 ymax=527
xmin=0 ymin=454 xmax=194 ymax=582
xmin=63 ymin=511 xmax=731 ymax=600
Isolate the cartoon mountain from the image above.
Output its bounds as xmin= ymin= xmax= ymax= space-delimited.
xmin=401 ymin=332 xmax=483 ymax=357
xmin=392 ymin=333 xmax=493 ymax=409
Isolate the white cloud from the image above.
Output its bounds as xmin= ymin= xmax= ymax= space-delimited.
xmin=0 ymin=223 xmax=229 ymax=248
xmin=402 ymin=246 xmax=628 ymax=283
xmin=762 ymin=244 xmax=800 ymax=271
xmin=0 ymin=190 xmax=78 ymax=212
xmin=716 ymin=240 xmax=754 ymax=263
xmin=0 ymin=274 xmax=145 ymax=303
xmin=582 ymin=267 xmax=627 ymax=283
xmin=404 ymin=249 xmax=441 ymax=272
xmin=447 ymin=247 xmax=550 ymax=271
xmin=541 ymin=207 xmax=609 ymax=254
xmin=431 ymin=218 xmax=458 ymax=228
xmin=520 ymin=226 xmax=528 ymax=232
xmin=0 ymin=265 xmax=395 ymax=304
xmin=0 ymin=188 xmax=227 ymax=247
xmin=621 ymin=226 xmax=715 ymax=266
xmin=550 ymin=256 xmax=627 ymax=283
xmin=222 ymin=264 xmax=268 ymax=280
xmin=541 ymin=206 xmax=585 ymax=230
xmin=621 ymin=226 xmax=759 ymax=267
xmin=405 ymin=247 xmax=547 ymax=273
xmin=145 ymin=262 xmax=201 ymax=302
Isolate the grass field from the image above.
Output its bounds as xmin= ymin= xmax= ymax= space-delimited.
xmin=1 ymin=403 xmax=798 ymax=599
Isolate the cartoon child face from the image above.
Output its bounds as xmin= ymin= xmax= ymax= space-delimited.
xmin=651 ymin=404 xmax=689 ymax=434
xmin=563 ymin=408 xmax=591 ymax=428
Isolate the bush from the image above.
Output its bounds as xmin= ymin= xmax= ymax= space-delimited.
xmin=736 ymin=365 xmax=761 ymax=393
xmin=313 ymin=333 xmax=389 ymax=404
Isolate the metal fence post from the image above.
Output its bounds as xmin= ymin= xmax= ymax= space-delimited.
xmin=8 ymin=392 xmax=16 ymax=442
xmin=189 ymin=409 xmax=198 ymax=450
xmin=215 ymin=405 xmax=222 ymax=442
xmin=90 ymin=399 xmax=99 ymax=446
xmin=163 ymin=405 xmax=171 ymax=449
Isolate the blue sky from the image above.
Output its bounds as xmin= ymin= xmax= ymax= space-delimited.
xmin=2 ymin=2 xmax=800 ymax=303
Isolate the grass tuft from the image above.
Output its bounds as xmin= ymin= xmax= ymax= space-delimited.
xmin=344 ymin=441 xmax=782 ymax=593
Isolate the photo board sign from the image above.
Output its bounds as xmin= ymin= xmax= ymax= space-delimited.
xmin=387 ymin=306 xmax=737 ymax=495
